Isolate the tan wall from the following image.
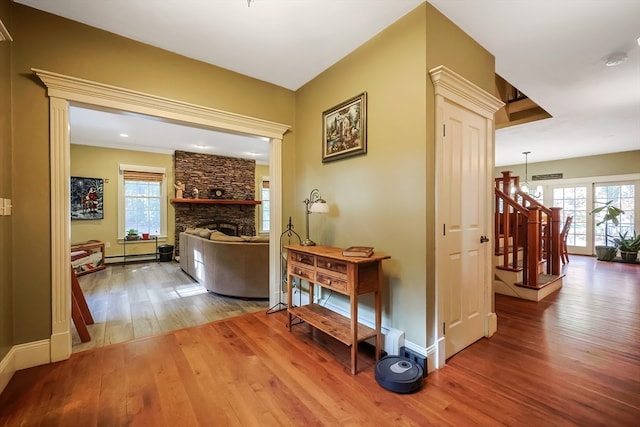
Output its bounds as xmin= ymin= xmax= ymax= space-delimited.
xmin=70 ymin=145 xmax=176 ymax=258
xmin=9 ymin=2 xmax=295 ymax=344
xmin=0 ymin=0 xmax=12 ymax=359
xmin=6 ymin=0 xmax=492 ymax=353
xmin=294 ymin=3 xmax=494 ymax=348
xmin=496 ymin=150 xmax=640 ymax=180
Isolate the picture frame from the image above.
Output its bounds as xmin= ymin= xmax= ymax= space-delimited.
xmin=71 ymin=176 xmax=104 ymax=220
xmin=322 ymin=92 xmax=367 ymax=163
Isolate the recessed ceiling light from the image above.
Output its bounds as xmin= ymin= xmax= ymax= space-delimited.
xmin=605 ymin=52 xmax=628 ymax=67
xmin=119 ymin=133 xmax=129 ymax=138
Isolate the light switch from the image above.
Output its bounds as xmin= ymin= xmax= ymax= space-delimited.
xmin=3 ymin=198 xmax=11 ymax=216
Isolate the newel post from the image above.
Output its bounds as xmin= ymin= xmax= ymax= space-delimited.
xmin=549 ymin=207 xmax=562 ymax=275
xmin=527 ymin=207 xmax=541 ymax=288
xmin=499 ymin=171 xmax=513 ymax=266
xmin=500 ymin=170 xmax=513 ymax=195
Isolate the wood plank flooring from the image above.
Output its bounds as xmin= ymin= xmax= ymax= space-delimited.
xmin=1 ymin=255 xmax=639 ymax=426
xmin=72 ymin=261 xmax=268 ymax=353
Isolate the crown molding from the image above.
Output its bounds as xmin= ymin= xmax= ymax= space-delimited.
xmin=429 ymin=65 xmax=504 ymax=118
xmin=32 ymin=68 xmax=290 ymax=139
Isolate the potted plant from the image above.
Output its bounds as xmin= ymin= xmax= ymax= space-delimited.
xmin=613 ymin=231 xmax=640 ymax=263
xmin=589 ymin=200 xmax=624 ymax=261
xmin=126 ymin=228 xmax=139 ymax=240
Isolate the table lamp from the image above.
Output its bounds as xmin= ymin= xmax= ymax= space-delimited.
xmin=302 ymin=188 xmax=329 ymax=246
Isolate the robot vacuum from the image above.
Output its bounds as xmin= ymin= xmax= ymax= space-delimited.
xmin=375 ymin=355 xmax=424 ymax=394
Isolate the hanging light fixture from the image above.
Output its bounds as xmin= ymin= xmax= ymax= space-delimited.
xmin=521 ymin=151 xmax=542 ymax=198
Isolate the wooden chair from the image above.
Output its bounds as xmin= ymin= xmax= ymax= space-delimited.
xmin=71 ymin=266 xmax=94 ymax=342
xmin=560 ymin=216 xmax=573 ymax=264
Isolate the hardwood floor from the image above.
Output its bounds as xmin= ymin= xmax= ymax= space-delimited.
xmin=72 ymin=261 xmax=268 ymax=353
xmin=1 ymin=255 xmax=639 ymax=426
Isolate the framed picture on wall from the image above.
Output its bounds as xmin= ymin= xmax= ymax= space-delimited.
xmin=322 ymin=92 xmax=367 ymax=163
xmin=71 ymin=176 xmax=104 ymax=220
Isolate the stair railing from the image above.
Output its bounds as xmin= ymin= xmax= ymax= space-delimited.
xmin=495 ymin=171 xmax=562 ymax=288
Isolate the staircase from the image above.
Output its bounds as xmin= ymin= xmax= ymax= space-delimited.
xmin=494 ymin=171 xmax=564 ymax=301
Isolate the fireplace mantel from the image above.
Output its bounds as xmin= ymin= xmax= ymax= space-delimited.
xmin=170 ymin=198 xmax=261 ymax=206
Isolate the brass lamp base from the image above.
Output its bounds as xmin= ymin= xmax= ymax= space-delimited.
xmin=301 ymin=238 xmax=316 ymax=246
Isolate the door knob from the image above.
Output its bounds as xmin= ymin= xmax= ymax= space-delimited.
xmin=480 ymin=236 xmax=490 ymax=243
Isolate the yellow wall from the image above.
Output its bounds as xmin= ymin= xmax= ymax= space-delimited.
xmin=70 ymin=145 xmax=176 ymax=258
xmin=0 ymin=1 xmax=12 ymax=359
xmin=9 ymin=2 xmax=295 ymax=344
xmin=5 ymin=0 xmax=632 ymax=361
xmin=294 ymin=3 xmax=495 ymax=348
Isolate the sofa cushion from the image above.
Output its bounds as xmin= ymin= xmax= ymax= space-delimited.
xmin=209 ymin=230 xmax=245 ymax=242
xmin=242 ymin=235 xmax=270 ymax=243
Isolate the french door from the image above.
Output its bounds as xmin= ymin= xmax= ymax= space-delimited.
xmin=548 ymin=180 xmax=637 ymax=256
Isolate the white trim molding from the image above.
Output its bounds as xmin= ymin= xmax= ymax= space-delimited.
xmin=33 ymin=68 xmax=290 ymax=363
xmin=0 ymin=19 xmax=12 ymax=42
xmin=429 ymin=65 xmax=504 ymax=119
xmin=0 ymin=340 xmax=50 ymax=395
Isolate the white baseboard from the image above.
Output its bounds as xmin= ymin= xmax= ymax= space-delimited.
xmin=0 ymin=339 xmax=51 ymax=395
xmin=321 ymin=298 xmax=434 ymax=369
xmin=486 ymin=311 xmax=498 ymax=337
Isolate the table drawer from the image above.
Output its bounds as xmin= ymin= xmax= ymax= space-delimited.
xmin=316 ymin=273 xmax=348 ymax=293
xmin=317 ymin=257 xmax=347 ymax=275
xmin=290 ymin=263 xmax=315 ymax=281
xmin=291 ymin=251 xmax=315 ymax=267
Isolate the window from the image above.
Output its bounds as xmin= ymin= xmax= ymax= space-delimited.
xmin=593 ymin=183 xmax=635 ymax=246
xmin=552 ymin=186 xmax=588 ymax=248
xmin=118 ymin=164 xmax=167 ymax=238
xmin=261 ymin=178 xmax=270 ymax=233
xmin=546 ymin=176 xmax=638 ymax=255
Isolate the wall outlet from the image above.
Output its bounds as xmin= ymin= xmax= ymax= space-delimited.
xmin=105 ymin=242 xmax=110 ymax=248
xmin=400 ymin=345 xmax=428 ymax=377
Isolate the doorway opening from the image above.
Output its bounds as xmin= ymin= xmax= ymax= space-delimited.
xmin=34 ymin=68 xmax=289 ymax=362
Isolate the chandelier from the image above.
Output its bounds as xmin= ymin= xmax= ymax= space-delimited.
xmin=520 ymin=151 xmax=542 ymax=198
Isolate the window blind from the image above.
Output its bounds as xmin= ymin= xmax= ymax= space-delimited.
xmin=123 ymin=171 xmax=163 ymax=182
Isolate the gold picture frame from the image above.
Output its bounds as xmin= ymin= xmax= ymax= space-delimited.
xmin=322 ymin=92 xmax=367 ymax=163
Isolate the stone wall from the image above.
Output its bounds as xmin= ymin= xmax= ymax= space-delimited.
xmin=174 ymin=151 xmax=257 ymax=254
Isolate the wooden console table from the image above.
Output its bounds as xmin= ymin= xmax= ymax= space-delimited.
xmin=285 ymin=244 xmax=390 ymax=374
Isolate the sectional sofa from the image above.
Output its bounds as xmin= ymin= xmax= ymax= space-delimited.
xmin=179 ymin=228 xmax=269 ymax=299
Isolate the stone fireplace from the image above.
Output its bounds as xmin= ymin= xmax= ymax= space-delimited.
xmin=173 ymin=150 xmax=258 ymax=254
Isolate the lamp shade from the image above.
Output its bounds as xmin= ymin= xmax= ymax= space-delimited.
xmin=309 ymin=200 xmax=329 ymax=213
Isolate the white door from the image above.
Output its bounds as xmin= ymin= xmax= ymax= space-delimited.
xmin=438 ymin=99 xmax=489 ymax=359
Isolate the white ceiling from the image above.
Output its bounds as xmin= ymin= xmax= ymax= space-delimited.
xmin=15 ymin=0 xmax=640 ymax=166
